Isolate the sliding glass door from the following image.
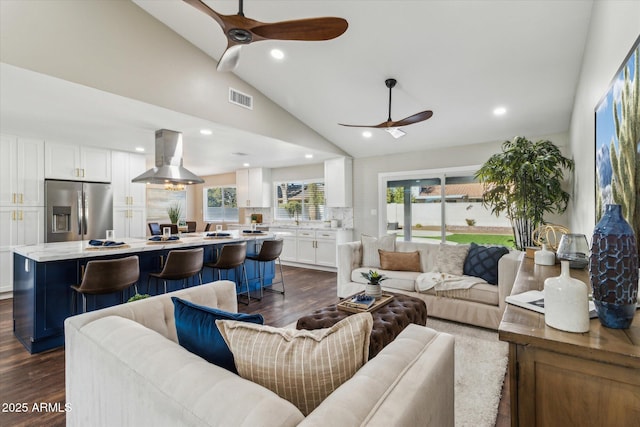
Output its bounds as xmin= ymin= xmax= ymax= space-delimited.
xmin=383 ymin=168 xmax=513 ymax=247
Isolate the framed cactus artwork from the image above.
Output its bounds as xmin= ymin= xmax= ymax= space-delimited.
xmin=594 ymin=34 xmax=639 ymax=248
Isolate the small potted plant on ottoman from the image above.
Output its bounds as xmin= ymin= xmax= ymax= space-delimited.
xmin=362 ymin=270 xmax=387 ymax=299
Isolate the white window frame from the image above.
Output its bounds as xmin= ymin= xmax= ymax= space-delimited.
xmin=203 ymin=185 xmax=238 ymax=223
xmin=377 ymin=165 xmax=482 ymax=239
xmin=273 ymin=179 xmax=326 ymax=222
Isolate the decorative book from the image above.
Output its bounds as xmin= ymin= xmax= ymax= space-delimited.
xmin=506 ymin=290 xmax=598 ymax=318
xmin=337 ymin=292 xmax=394 ymax=313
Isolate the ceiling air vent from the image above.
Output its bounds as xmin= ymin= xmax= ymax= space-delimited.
xmin=229 ymin=87 xmax=253 ymax=110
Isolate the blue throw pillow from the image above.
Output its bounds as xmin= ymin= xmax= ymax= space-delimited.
xmin=463 ymin=243 xmax=509 ymax=285
xmin=172 ymin=297 xmax=264 ymax=373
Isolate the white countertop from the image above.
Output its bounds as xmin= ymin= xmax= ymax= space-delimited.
xmin=13 ymin=231 xmax=273 ymax=262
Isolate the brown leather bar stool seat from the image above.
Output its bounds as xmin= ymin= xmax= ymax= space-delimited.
xmin=71 ymin=255 xmax=140 ymax=314
xmin=204 ymin=242 xmax=250 ymax=304
xmin=147 ymin=248 xmax=204 ymax=294
xmin=246 ymin=239 xmax=285 ymax=299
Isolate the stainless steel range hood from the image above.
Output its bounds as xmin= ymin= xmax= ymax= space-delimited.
xmin=132 ymin=129 xmax=204 ymax=185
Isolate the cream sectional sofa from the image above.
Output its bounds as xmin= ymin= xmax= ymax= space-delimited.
xmin=338 ymin=239 xmax=523 ymax=329
xmin=65 ymin=280 xmax=455 ymax=427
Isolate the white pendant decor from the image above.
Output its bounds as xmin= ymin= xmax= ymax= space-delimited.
xmin=544 ymin=261 xmax=590 ymax=333
xmin=534 ymin=244 xmax=556 ymax=266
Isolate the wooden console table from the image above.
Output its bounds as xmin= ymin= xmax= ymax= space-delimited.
xmin=499 ymin=258 xmax=640 ymax=427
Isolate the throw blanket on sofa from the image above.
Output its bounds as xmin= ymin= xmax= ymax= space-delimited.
xmin=415 ymin=272 xmax=487 ymax=296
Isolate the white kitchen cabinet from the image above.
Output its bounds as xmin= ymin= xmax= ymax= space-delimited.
xmin=269 ymin=228 xmax=297 ymax=262
xmin=0 ymin=135 xmax=45 ymax=207
xmin=112 ymin=151 xmax=146 ymax=207
xmin=269 ymin=227 xmax=352 ymax=270
xmin=314 ymin=230 xmax=341 ymax=267
xmin=0 ymin=206 xmax=44 ymax=294
xmin=296 ymin=229 xmax=317 ymax=264
xmin=113 ymin=206 xmax=146 ymax=239
xmin=112 ymin=151 xmax=147 ymax=238
xmin=236 ymin=167 xmax=272 ymax=207
xmin=45 ymin=141 xmax=111 ymax=182
xmin=324 ymin=157 xmax=353 ymax=207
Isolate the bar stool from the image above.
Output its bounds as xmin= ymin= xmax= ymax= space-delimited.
xmin=246 ymin=239 xmax=285 ymax=299
xmin=147 ymin=248 xmax=204 ymax=294
xmin=186 ymin=221 xmax=197 ymax=233
xmin=71 ymin=255 xmax=140 ymax=314
xmin=148 ymin=222 xmax=162 ymax=236
xmin=204 ymin=242 xmax=250 ymax=304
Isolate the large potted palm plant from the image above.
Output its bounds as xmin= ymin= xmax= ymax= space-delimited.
xmin=475 ymin=136 xmax=574 ymax=251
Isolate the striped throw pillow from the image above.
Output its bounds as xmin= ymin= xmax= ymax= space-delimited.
xmin=216 ymin=312 xmax=373 ymax=415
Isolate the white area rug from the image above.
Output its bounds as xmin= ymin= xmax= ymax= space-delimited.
xmin=427 ymin=318 xmax=509 ymax=427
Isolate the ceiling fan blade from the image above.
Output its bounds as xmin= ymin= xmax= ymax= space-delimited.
xmin=252 ymin=17 xmax=348 ymax=41
xmin=217 ymin=44 xmax=243 ymax=72
xmin=183 ymin=0 xmax=226 ymax=29
xmin=391 ymin=110 xmax=434 ymax=127
xmin=338 ymin=120 xmax=393 ymax=129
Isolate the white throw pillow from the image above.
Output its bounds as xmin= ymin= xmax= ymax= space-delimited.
xmin=361 ymin=234 xmax=396 ymax=268
xmin=434 ymin=243 xmax=470 ymax=276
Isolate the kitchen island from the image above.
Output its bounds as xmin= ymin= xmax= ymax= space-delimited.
xmin=13 ymin=231 xmax=275 ymax=353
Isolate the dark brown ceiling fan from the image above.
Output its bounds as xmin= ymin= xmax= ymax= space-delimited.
xmin=183 ymin=0 xmax=348 ymax=72
xmin=339 ymin=79 xmax=433 ymax=138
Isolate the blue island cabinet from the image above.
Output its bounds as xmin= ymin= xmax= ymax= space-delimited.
xmin=13 ymin=240 xmax=274 ymax=354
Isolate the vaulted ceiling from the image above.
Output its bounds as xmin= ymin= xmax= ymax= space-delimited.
xmin=1 ymin=1 xmax=594 ymax=176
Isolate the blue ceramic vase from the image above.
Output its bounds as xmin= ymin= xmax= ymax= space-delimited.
xmin=589 ymin=204 xmax=638 ymax=329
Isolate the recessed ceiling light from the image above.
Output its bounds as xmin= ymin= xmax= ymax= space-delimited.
xmin=270 ymin=49 xmax=285 ymax=60
xmin=135 ymin=147 xmax=145 ymax=152
xmin=305 ymin=154 xmax=313 ymax=159
xmin=362 ymin=131 xmax=372 ymax=138
xmin=243 ymin=162 xmax=250 ymax=167
xmin=200 ymin=129 xmax=212 ymax=135
xmin=493 ymin=107 xmax=507 ymax=116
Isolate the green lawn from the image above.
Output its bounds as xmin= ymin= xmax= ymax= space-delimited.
xmin=417 ymin=233 xmax=515 ymax=248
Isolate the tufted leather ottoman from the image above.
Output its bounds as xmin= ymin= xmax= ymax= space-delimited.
xmin=296 ymin=293 xmax=427 ymax=359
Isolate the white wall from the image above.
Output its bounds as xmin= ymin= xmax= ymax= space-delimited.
xmin=353 ymin=132 xmax=570 ymax=238
xmin=0 ymin=0 xmax=343 ymax=156
xmin=569 ymin=1 xmax=640 ymax=237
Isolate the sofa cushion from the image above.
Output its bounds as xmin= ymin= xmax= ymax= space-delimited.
xmin=217 ymin=312 xmax=373 ymax=416
xmin=172 ymin=297 xmax=264 ymax=374
xmin=378 ymin=250 xmax=422 ymax=272
xmin=420 ymin=281 xmax=499 ymax=305
xmin=352 ymin=267 xmax=420 ymax=292
xmin=434 ymin=244 xmax=470 ymax=275
xmin=463 ymin=243 xmax=510 ymax=285
xmin=361 ymin=234 xmax=396 ymax=268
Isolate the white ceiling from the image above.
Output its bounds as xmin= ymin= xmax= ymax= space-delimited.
xmin=0 ymin=0 xmax=594 ymax=176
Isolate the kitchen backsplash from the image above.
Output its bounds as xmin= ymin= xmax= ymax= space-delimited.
xmin=242 ymin=206 xmax=353 ymax=228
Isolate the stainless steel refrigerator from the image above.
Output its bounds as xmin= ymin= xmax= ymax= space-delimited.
xmin=45 ymin=180 xmax=113 ymax=243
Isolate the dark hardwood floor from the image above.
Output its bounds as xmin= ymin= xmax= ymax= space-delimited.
xmin=0 ymin=265 xmax=509 ymax=426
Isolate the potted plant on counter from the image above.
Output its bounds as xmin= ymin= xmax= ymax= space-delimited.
xmin=167 ymin=202 xmax=182 ymax=225
xmin=361 ymin=270 xmax=387 ymax=299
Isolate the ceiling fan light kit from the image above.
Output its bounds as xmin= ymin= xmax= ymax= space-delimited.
xmin=339 ymin=78 xmax=433 ymax=137
xmin=385 ymin=127 xmax=406 ymax=139
xmin=183 ymin=0 xmax=348 ymax=72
